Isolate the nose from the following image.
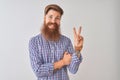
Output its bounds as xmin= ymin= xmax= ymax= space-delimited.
xmin=51 ymin=18 xmax=56 ymax=23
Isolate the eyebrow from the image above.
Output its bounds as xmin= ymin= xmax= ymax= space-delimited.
xmin=48 ymin=14 xmax=60 ymax=18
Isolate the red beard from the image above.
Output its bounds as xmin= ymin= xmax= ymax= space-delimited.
xmin=41 ymin=22 xmax=61 ymax=41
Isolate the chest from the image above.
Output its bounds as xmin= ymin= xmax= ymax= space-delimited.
xmin=38 ymin=41 xmax=68 ymax=63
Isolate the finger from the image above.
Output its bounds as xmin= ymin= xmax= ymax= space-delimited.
xmin=78 ymin=26 xmax=82 ymax=35
xmin=79 ymin=36 xmax=84 ymax=41
xmin=73 ymin=27 xmax=77 ymax=38
xmin=68 ymin=53 xmax=72 ymax=56
xmin=65 ymin=51 xmax=72 ymax=56
xmin=81 ymin=36 xmax=84 ymax=40
xmin=64 ymin=51 xmax=68 ymax=55
xmin=79 ymin=36 xmax=84 ymax=45
xmin=78 ymin=35 xmax=83 ymax=40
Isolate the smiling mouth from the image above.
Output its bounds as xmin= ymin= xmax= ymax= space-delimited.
xmin=48 ymin=24 xmax=56 ymax=29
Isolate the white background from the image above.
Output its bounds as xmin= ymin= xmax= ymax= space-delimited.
xmin=0 ymin=0 xmax=119 ymax=80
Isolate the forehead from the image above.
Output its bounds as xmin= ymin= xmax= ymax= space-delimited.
xmin=46 ymin=9 xmax=61 ymax=17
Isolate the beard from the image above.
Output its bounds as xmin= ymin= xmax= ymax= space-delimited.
xmin=41 ymin=21 xmax=61 ymax=41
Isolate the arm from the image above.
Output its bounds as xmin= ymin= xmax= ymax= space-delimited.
xmin=29 ymin=37 xmax=54 ymax=77
xmin=53 ymin=59 xmax=64 ymax=71
xmin=67 ymin=27 xmax=84 ymax=74
xmin=29 ymin=37 xmax=66 ymax=77
xmin=67 ymin=39 xmax=83 ymax=74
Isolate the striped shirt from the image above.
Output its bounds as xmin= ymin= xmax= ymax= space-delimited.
xmin=29 ymin=34 xmax=82 ymax=80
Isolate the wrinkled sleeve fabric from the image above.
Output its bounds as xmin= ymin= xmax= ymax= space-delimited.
xmin=29 ymin=37 xmax=54 ymax=77
xmin=67 ymin=39 xmax=83 ymax=74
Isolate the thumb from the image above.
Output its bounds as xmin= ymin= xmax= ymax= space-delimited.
xmin=64 ymin=51 xmax=68 ymax=55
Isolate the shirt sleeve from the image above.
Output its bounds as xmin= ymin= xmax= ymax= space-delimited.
xmin=67 ymin=39 xmax=83 ymax=74
xmin=29 ymin=37 xmax=54 ymax=77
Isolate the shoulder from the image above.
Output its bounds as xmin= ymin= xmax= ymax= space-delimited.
xmin=61 ymin=35 xmax=71 ymax=41
xmin=60 ymin=35 xmax=71 ymax=42
xmin=29 ymin=34 xmax=42 ymax=44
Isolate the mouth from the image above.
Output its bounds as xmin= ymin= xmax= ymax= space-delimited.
xmin=48 ymin=24 xmax=56 ymax=30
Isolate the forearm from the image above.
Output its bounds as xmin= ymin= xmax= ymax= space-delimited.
xmin=31 ymin=63 xmax=54 ymax=77
xmin=68 ymin=53 xmax=82 ymax=74
xmin=31 ymin=60 xmax=65 ymax=77
xmin=54 ymin=59 xmax=65 ymax=71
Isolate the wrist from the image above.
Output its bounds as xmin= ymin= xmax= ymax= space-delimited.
xmin=74 ymin=46 xmax=83 ymax=52
xmin=75 ymin=50 xmax=81 ymax=58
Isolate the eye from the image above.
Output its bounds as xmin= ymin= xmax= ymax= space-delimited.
xmin=48 ymin=15 xmax=52 ymax=19
xmin=56 ymin=17 xmax=60 ymax=20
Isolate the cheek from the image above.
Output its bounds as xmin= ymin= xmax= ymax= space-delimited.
xmin=45 ymin=19 xmax=49 ymax=24
xmin=56 ymin=20 xmax=60 ymax=25
xmin=44 ymin=17 xmax=50 ymax=24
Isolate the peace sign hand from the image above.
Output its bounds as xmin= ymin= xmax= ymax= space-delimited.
xmin=73 ymin=26 xmax=84 ymax=52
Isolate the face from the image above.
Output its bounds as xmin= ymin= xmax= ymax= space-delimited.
xmin=44 ymin=9 xmax=61 ymax=30
xmin=42 ymin=9 xmax=61 ymax=41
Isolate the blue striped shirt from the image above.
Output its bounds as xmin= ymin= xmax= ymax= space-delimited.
xmin=29 ymin=34 xmax=82 ymax=80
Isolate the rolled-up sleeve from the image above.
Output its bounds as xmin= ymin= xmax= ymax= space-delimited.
xmin=67 ymin=39 xmax=83 ymax=74
xmin=29 ymin=37 xmax=54 ymax=77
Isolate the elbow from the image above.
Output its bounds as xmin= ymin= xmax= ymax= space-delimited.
xmin=69 ymin=69 xmax=78 ymax=74
xmin=35 ymin=71 xmax=48 ymax=77
xmin=34 ymin=69 xmax=53 ymax=77
xmin=68 ymin=64 xmax=80 ymax=74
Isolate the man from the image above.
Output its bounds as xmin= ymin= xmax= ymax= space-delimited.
xmin=29 ymin=4 xmax=84 ymax=80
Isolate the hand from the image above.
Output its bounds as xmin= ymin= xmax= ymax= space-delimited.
xmin=73 ymin=26 xmax=84 ymax=52
xmin=54 ymin=52 xmax=72 ymax=70
xmin=62 ymin=52 xmax=72 ymax=65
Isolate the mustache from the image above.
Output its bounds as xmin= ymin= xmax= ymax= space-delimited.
xmin=47 ymin=22 xmax=58 ymax=27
